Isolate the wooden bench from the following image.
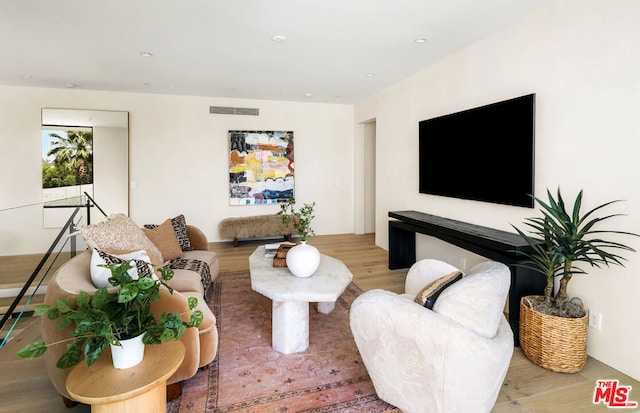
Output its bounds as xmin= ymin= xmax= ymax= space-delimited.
xmin=219 ymin=214 xmax=295 ymax=246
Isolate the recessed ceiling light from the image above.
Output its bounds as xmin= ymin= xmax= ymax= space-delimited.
xmin=365 ymin=72 xmax=375 ymax=77
xmin=304 ymin=93 xmax=313 ymax=97
xmin=414 ymin=38 xmax=427 ymax=44
xmin=22 ymin=75 xmax=31 ymax=79
xmin=271 ymin=35 xmax=287 ymax=43
xmin=64 ymin=83 xmax=76 ymax=88
xmin=139 ymin=51 xmax=153 ymax=57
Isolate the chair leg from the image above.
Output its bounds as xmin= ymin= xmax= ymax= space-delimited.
xmin=62 ymin=396 xmax=77 ymax=408
xmin=167 ymin=382 xmax=183 ymax=401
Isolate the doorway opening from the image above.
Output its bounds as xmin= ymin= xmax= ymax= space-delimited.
xmin=363 ymin=120 xmax=376 ymax=234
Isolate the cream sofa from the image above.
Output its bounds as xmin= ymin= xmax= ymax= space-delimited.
xmin=42 ymin=216 xmax=219 ymax=406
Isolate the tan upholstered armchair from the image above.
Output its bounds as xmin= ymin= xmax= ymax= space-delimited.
xmin=350 ymin=259 xmax=513 ymax=413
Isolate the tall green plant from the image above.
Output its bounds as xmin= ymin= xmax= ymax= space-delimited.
xmin=512 ymin=188 xmax=638 ymax=310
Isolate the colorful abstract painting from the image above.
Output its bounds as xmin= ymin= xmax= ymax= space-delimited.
xmin=228 ymin=130 xmax=294 ymax=205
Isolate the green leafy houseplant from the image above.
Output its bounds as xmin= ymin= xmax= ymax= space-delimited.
xmin=512 ymin=188 xmax=638 ymax=316
xmin=18 ymin=261 xmax=203 ymax=368
xmin=278 ymin=198 xmax=316 ymax=241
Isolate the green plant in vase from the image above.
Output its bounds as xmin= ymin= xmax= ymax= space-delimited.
xmin=511 ymin=188 xmax=638 ymax=373
xmin=278 ymin=198 xmax=316 ymax=242
xmin=278 ymin=198 xmax=320 ymax=277
xmin=18 ymin=261 xmax=203 ymax=368
xmin=512 ymin=188 xmax=638 ymax=316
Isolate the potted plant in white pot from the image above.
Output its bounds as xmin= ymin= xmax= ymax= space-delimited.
xmin=18 ymin=261 xmax=203 ymax=369
xmin=512 ymin=188 xmax=637 ymax=373
xmin=278 ymin=198 xmax=319 ymax=277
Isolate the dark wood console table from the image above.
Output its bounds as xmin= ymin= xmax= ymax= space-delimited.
xmin=388 ymin=210 xmax=545 ymax=345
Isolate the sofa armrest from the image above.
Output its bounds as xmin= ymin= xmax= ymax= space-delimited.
xmin=149 ymin=286 xmax=201 ymax=382
xmin=186 ymin=225 xmax=209 ymax=251
xmin=150 ymin=286 xmax=195 ymax=320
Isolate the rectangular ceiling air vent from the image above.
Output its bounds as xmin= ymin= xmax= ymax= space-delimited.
xmin=234 ymin=107 xmax=260 ymax=116
xmin=209 ymin=106 xmax=259 ymax=116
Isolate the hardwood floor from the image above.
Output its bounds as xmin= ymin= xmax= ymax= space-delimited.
xmin=1 ymin=234 xmax=638 ymax=412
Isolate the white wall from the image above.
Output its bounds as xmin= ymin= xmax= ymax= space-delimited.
xmin=364 ymin=121 xmax=376 ymax=234
xmin=355 ymin=0 xmax=640 ymax=380
xmin=92 ymin=125 xmax=129 ymax=220
xmin=0 ymin=86 xmax=354 ymax=254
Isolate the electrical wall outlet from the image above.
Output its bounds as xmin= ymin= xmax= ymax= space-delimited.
xmin=589 ymin=310 xmax=602 ymax=330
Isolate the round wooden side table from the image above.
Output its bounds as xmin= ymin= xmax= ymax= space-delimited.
xmin=66 ymin=340 xmax=185 ymax=412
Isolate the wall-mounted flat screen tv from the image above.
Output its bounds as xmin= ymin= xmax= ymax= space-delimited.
xmin=419 ymin=93 xmax=535 ymax=208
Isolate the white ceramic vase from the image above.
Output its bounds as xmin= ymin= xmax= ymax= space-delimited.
xmin=286 ymin=241 xmax=321 ymax=278
xmin=110 ymin=333 xmax=145 ymax=369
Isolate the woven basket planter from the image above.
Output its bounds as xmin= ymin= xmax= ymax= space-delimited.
xmin=519 ymin=295 xmax=587 ymax=373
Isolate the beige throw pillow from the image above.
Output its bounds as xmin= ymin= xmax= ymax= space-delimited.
xmin=143 ymin=214 xmax=193 ymax=252
xmin=414 ymin=271 xmax=463 ymax=309
xmin=79 ymin=213 xmax=163 ymax=263
xmin=143 ymin=218 xmax=184 ymax=262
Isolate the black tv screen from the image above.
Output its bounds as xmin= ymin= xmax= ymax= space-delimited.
xmin=419 ymin=93 xmax=535 ymax=208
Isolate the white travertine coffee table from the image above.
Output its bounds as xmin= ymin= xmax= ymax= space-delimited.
xmin=249 ymin=245 xmax=353 ymax=354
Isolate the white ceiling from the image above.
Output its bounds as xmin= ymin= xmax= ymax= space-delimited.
xmin=0 ymin=0 xmax=554 ymax=104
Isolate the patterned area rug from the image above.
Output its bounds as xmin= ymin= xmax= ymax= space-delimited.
xmin=167 ymin=270 xmax=400 ymax=413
